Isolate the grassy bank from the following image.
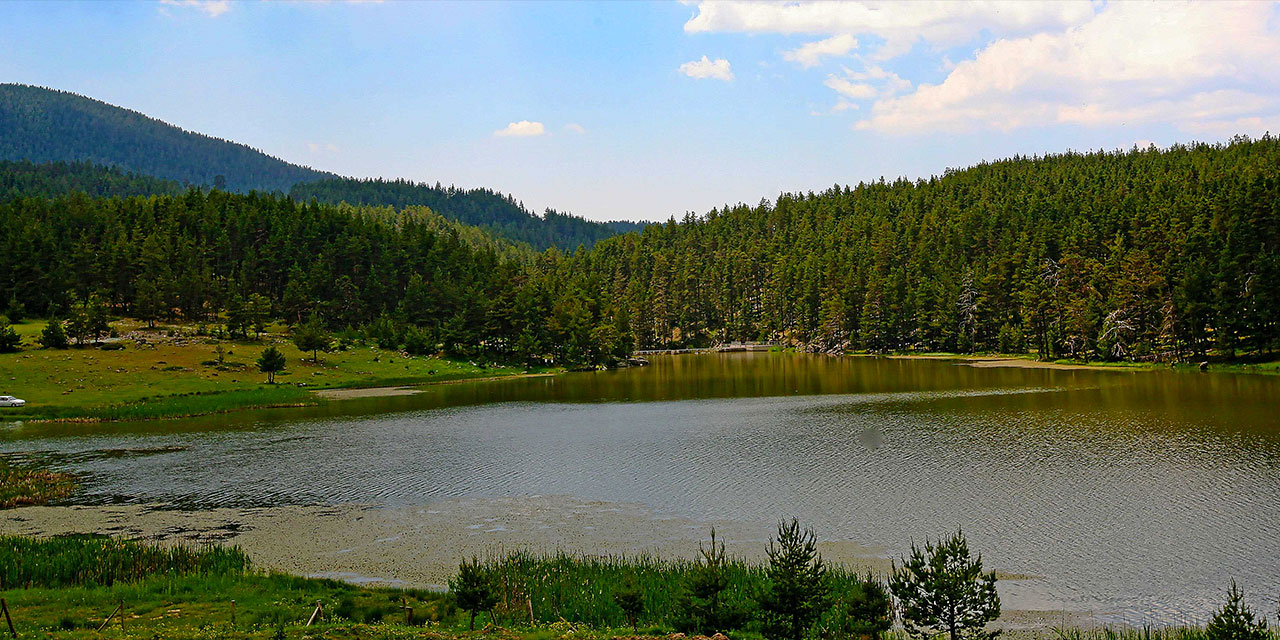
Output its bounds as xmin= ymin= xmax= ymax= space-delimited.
xmin=0 ymin=536 xmax=1270 ymax=640
xmin=0 ymin=319 xmax=546 ymax=422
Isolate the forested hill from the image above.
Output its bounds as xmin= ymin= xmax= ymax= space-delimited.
xmin=291 ymin=177 xmax=646 ymax=250
xmin=0 ymin=160 xmax=184 ymax=201
xmin=0 ymin=84 xmax=335 ymax=193
xmin=564 ymin=137 xmax=1280 ymax=361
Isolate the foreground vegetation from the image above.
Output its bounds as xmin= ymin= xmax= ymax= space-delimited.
xmin=2 ymin=527 xmax=1274 ymax=640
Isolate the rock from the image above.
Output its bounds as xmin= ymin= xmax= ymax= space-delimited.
xmin=711 ymin=634 xmax=730 ymax=640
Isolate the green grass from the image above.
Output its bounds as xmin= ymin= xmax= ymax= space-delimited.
xmin=0 ymin=535 xmax=249 ymax=588
xmin=0 ymin=456 xmax=76 ymax=508
xmin=477 ymin=549 xmax=876 ymax=630
xmin=0 ymin=319 xmax=549 ymax=422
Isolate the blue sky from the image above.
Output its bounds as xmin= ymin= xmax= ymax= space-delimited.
xmin=2 ymin=1 xmax=1278 ymax=221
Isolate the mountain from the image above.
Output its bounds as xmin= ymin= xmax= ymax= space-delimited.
xmin=0 ymin=84 xmax=643 ymax=250
xmin=0 ymin=83 xmax=334 ymax=193
xmin=290 ymin=177 xmax=646 ymax=250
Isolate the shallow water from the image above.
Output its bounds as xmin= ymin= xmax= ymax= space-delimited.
xmin=3 ymin=353 xmax=1278 ymax=623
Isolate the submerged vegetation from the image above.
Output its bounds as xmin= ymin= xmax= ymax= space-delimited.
xmin=0 ymin=456 xmax=75 ymax=508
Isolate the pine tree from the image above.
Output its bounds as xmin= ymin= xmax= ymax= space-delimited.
xmin=1205 ymin=581 xmax=1268 ymax=640
xmin=292 ymin=316 xmax=330 ymax=363
xmin=449 ymin=557 xmax=498 ymax=631
xmin=759 ymin=519 xmax=831 ymax=640
xmin=889 ymin=531 xmax=1000 ymax=640
xmin=0 ymin=325 xmax=20 ymax=353
xmin=678 ymin=528 xmax=747 ymax=634
xmin=257 ymin=346 xmax=286 ymax=384
xmin=39 ymin=318 xmax=69 ymax=349
xmin=613 ymin=576 xmax=645 ymax=632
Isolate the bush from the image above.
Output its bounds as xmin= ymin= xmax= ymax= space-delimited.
xmin=451 ymin=557 xmax=498 ymax=630
xmin=678 ymin=529 xmax=749 ymax=634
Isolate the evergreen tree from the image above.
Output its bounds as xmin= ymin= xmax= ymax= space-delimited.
xmin=613 ymin=576 xmax=645 ymax=632
xmin=38 ymin=318 xmax=69 ymax=349
xmin=257 ymin=346 xmax=286 ymax=384
xmin=1205 ymin=581 xmax=1268 ymax=640
xmin=449 ymin=557 xmax=498 ymax=631
xmin=678 ymin=529 xmax=747 ymax=634
xmin=292 ymin=316 xmax=330 ymax=363
xmin=889 ymin=531 xmax=1000 ymax=640
xmin=134 ymin=278 xmax=164 ymax=328
xmin=0 ymin=324 xmax=20 ymax=353
xmin=759 ymin=519 xmax=831 ymax=640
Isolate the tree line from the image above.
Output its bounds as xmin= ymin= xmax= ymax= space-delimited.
xmin=558 ymin=136 xmax=1280 ymax=361
xmin=290 ymin=176 xmax=646 ymax=250
xmin=2 ymin=137 xmax=1278 ymax=366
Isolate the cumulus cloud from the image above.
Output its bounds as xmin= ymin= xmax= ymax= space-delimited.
xmin=159 ymin=0 xmax=230 ymax=17
xmin=684 ymin=1 xmax=1094 ymax=59
xmin=680 ymin=56 xmax=735 ymax=81
xmin=782 ymin=34 xmax=857 ymax=68
xmin=494 ymin=121 xmax=547 ymax=137
xmin=851 ymin=2 xmax=1280 ymax=135
xmin=564 ymin=123 xmax=587 ymax=134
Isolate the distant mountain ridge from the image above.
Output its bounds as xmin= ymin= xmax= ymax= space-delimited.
xmin=291 ymin=177 xmax=646 ymax=250
xmin=0 ymin=83 xmax=335 ymax=192
xmin=0 ymin=84 xmax=643 ymax=250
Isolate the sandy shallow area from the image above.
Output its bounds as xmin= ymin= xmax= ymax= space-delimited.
xmin=0 ymin=496 xmax=887 ymax=589
xmin=0 ymin=495 xmax=1093 ymax=631
xmin=877 ymin=354 xmax=1130 ymax=372
xmin=313 ymin=386 xmax=424 ymax=400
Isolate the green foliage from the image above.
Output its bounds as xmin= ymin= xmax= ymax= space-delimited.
xmin=291 ymin=177 xmax=645 ymax=251
xmin=759 ymin=519 xmax=831 ymax=640
xmin=65 ymin=293 xmax=110 ymax=345
xmin=1205 ymin=581 xmax=1268 ymax=640
xmin=0 ymin=83 xmax=333 ymax=192
xmin=3 ymin=296 xmax=23 ymax=323
xmin=889 ymin=531 xmax=1000 ymax=640
xmin=613 ymin=576 xmax=645 ymax=632
xmin=293 ymin=316 xmax=332 ymax=362
xmin=815 ymin=578 xmax=894 ymax=640
xmin=0 ymin=534 xmax=248 ymax=588
xmin=0 ymin=324 xmax=19 ymax=353
xmin=0 ymin=159 xmax=183 ymax=200
xmin=450 ymin=557 xmax=498 ymax=630
xmin=677 ymin=529 xmax=749 ymax=635
xmin=257 ymin=346 xmax=287 ymax=383
xmin=37 ymin=318 xmax=68 ymax=349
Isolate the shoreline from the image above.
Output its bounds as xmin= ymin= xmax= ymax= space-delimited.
xmin=0 ymin=498 xmax=1092 ymax=631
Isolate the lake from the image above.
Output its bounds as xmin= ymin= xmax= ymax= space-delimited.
xmin=3 ymin=353 xmax=1278 ymax=624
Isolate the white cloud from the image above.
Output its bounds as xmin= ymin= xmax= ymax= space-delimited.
xmin=680 ymin=56 xmax=734 ymax=81
xmin=782 ymin=34 xmax=857 ymax=68
xmin=824 ymin=76 xmax=877 ymax=100
xmin=684 ymin=1 xmax=1095 ymax=59
xmin=307 ymin=142 xmax=340 ymax=153
xmin=564 ymin=123 xmax=587 ymax=134
xmin=494 ymin=121 xmax=547 ymax=137
xmin=823 ymin=64 xmax=911 ymax=103
xmin=851 ymin=2 xmax=1280 ymax=135
xmin=159 ymin=0 xmax=230 ymax=17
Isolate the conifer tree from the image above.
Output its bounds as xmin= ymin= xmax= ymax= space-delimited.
xmin=759 ymin=519 xmax=831 ymax=640
xmin=889 ymin=531 xmax=1000 ymax=640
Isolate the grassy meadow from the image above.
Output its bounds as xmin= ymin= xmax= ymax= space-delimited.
xmin=0 ymin=319 xmax=544 ymax=422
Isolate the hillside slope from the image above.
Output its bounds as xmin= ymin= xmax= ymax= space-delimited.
xmin=0 ymin=84 xmax=334 ymax=192
xmin=291 ymin=177 xmax=645 ymax=250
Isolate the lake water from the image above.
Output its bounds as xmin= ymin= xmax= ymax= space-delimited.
xmin=3 ymin=353 xmax=1279 ymax=624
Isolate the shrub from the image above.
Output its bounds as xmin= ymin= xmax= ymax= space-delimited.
xmin=451 ymin=557 xmax=498 ymax=630
xmin=0 ymin=325 xmax=19 ymax=353
xmin=678 ymin=529 xmax=749 ymax=634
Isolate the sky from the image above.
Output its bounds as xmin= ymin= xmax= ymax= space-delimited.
xmin=2 ymin=0 xmax=1278 ymax=222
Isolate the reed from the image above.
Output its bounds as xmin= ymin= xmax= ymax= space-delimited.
xmin=0 ymin=535 xmax=249 ymax=589
xmin=478 ymin=549 xmax=875 ymax=629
